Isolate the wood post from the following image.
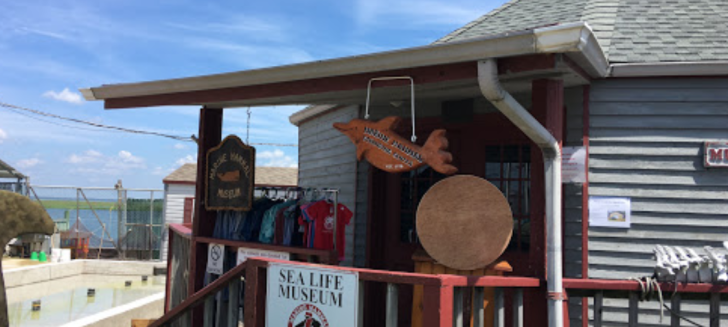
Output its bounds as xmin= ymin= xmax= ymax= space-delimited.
xmin=593 ymin=291 xmax=603 ymax=327
xmin=190 ymin=107 xmax=223 ymax=325
xmin=710 ymin=292 xmax=720 ymax=327
xmin=423 ymin=284 xmax=454 ymax=327
xmin=164 ymin=230 xmax=173 ymax=313
xmin=628 ymin=292 xmax=639 ymax=327
xmin=671 ymin=293 xmax=681 ymax=327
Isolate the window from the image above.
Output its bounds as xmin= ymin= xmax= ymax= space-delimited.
xmin=485 ymin=145 xmax=531 ymax=251
xmin=399 ymin=166 xmax=447 ymax=243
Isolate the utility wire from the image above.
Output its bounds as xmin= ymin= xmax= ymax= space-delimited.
xmin=0 ymin=101 xmax=299 ymax=147
xmin=3 ymin=106 xmax=123 ymax=133
xmin=1 ymin=101 xmax=190 ymax=141
xmin=249 ymin=142 xmax=297 ymax=147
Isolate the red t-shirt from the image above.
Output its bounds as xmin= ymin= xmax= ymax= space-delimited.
xmin=302 ymin=201 xmax=353 ymax=260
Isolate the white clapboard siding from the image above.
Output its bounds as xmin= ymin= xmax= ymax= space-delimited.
xmin=298 ymin=105 xmax=360 ymax=267
xmin=586 ymin=78 xmax=728 ymax=325
xmin=162 ymin=183 xmax=196 ymax=261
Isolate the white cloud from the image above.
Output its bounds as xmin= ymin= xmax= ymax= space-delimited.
xmin=257 ymin=149 xmax=297 ymax=168
xmin=66 ymin=149 xmax=146 ymax=176
xmin=152 ymin=166 xmax=174 ymax=176
xmin=68 ymin=149 xmax=103 ymax=164
xmin=0 ymin=128 xmax=6 ymax=143
xmin=166 ymin=15 xmax=288 ymax=42
xmin=175 ymin=154 xmax=197 ymax=167
xmin=16 ymin=158 xmax=41 ymax=169
xmin=173 ymin=143 xmax=187 ymax=150
xmin=183 ymin=38 xmax=314 ymax=69
xmin=118 ymin=150 xmax=143 ymax=164
xmin=43 ymin=87 xmax=84 ymax=104
xmin=355 ymin=0 xmax=487 ymax=28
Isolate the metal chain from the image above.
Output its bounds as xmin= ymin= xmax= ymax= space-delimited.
xmin=246 ymin=107 xmax=251 ymax=144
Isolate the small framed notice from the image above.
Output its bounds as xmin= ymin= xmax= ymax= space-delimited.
xmin=561 ymin=146 xmax=587 ymax=183
xmin=589 ymin=196 xmax=631 ymax=228
xmin=237 ymin=247 xmax=290 ymax=265
xmin=206 ymin=243 xmax=225 ymax=275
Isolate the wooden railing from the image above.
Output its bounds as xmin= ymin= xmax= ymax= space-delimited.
xmin=564 ymin=278 xmax=728 ymax=327
xmin=165 ymin=224 xmax=192 ymax=314
xmin=153 ymin=257 xmax=540 ymax=327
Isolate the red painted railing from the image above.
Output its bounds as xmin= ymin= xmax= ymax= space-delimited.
xmin=564 ymin=278 xmax=726 ymax=327
xmin=153 ymin=255 xmax=540 ymax=327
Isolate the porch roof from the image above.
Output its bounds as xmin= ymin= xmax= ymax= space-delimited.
xmin=81 ymin=22 xmax=607 ymax=110
xmin=0 ymin=158 xmax=25 ymax=179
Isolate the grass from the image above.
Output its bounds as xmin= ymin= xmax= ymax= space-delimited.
xmin=41 ymin=199 xmax=117 ymax=210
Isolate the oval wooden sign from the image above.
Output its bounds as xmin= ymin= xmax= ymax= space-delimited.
xmin=416 ymin=175 xmax=513 ymax=270
xmin=205 ymin=135 xmax=255 ymax=211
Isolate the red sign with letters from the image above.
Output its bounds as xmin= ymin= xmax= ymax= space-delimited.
xmin=704 ymin=142 xmax=728 ymax=167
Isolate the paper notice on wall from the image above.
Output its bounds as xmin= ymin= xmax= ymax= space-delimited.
xmin=562 ymin=146 xmax=587 ymax=183
xmin=237 ymin=247 xmax=290 ymax=265
xmin=589 ymin=196 xmax=631 ymax=228
xmin=206 ymin=243 xmax=225 ymax=275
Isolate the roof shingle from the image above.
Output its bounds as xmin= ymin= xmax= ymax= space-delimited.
xmin=437 ymin=0 xmax=728 ymax=63
xmin=163 ymin=164 xmax=298 ymax=187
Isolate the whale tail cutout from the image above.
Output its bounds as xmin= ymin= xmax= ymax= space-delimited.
xmin=421 ymin=129 xmax=457 ymax=175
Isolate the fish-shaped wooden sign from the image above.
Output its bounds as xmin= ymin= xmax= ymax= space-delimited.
xmin=333 ymin=116 xmax=457 ymax=175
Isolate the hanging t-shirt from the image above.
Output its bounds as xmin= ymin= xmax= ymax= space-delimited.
xmin=259 ymin=200 xmax=296 ymax=244
xmin=301 ymin=201 xmax=353 ymax=260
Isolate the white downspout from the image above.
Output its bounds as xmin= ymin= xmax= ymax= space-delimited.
xmin=477 ymin=59 xmax=564 ymax=327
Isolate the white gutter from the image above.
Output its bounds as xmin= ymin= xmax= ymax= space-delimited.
xmin=81 ymin=22 xmax=607 ymax=102
xmin=289 ymin=104 xmax=339 ymax=126
xmin=478 ymin=59 xmax=564 ymax=327
xmin=610 ymin=61 xmax=728 ymax=77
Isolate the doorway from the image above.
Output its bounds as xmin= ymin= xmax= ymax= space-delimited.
xmin=365 ymin=112 xmax=540 ymax=326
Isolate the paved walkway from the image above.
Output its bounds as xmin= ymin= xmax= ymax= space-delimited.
xmin=1 ymin=257 xmax=48 ymax=271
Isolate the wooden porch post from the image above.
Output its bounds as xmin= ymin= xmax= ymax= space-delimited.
xmin=529 ymin=79 xmax=564 ymax=327
xmin=190 ymin=107 xmax=223 ymax=324
xmin=422 ymin=283 xmax=454 ymax=327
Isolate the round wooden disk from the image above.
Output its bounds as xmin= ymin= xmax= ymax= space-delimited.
xmin=416 ymin=175 xmax=513 ymax=270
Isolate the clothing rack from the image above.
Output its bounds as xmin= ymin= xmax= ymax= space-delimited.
xmin=253 ymin=186 xmax=341 ymax=256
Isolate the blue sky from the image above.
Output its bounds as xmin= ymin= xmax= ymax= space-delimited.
xmin=0 ymin=0 xmax=504 ymax=189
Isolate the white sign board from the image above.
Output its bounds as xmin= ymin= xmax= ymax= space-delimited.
xmin=206 ymin=243 xmax=225 ymax=275
xmin=704 ymin=142 xmax=728 ymax=167
xmin=237 ymin=247 xmax=290 ymax=265
xmin=562 ymin=146 xmax=587 ymax=183
xmin=589 ymin=196 xmax=631 ymax=228
xmin=267 ymin=262 xmax=358 ymax=327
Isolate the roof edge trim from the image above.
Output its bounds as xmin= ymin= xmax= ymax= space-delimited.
xmin=82 ymin=22 xmax=607 ymax=103
xmin=80 ymin=88 xmax=97 ymax=101
xmin=610 ymin=61 xmax=728 ymax=77
xmin=289 ymin=105 xmax=339 ymax=126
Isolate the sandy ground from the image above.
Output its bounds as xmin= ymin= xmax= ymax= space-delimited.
xmin=1 ymin=257 xmax=48 ymax=271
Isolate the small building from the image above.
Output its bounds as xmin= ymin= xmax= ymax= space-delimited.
xmin=160 ymin=164 xmax=297 ymax=260
xmin=0 ymin=158 xmax=27 ymax=194
xmin=83 ymin=0 xmax=728 ymax=326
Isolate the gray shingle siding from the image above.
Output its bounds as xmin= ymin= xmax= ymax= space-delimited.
xmin=297 ymin=105 xmax=360 ymax=267
xmin=437 ymin=0 xmax=728 ymax=63
xmin=578 ymin=78 xmax=728 ymax=325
